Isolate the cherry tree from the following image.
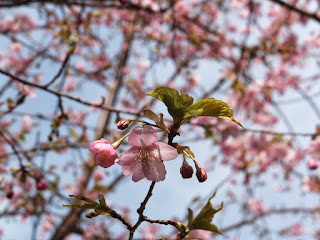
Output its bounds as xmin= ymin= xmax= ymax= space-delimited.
xmin=0 ymin=0 xmax=319 ymax=239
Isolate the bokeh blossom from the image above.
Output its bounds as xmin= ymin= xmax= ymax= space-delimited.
xmin=116 ymin=125 xmax=179 ymax=182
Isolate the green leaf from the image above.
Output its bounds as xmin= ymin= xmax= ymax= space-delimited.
xmin=189 ymin=190 xmax=223 ymax=235
xmin=148 ymin=87 xmax=194 ymax=123
xmin=184 ymin=98 xmax=244 ymax=129
xmin=64 ymin=194 xmax=111 ymax=219
xmin=98 ymin=193 xmax=108 ymax=209
xmin=187 ymin=208 xmax=194 ymax=227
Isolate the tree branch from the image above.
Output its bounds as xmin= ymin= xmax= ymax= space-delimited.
xmin=269 ymin=0 xmax=320 ymax=23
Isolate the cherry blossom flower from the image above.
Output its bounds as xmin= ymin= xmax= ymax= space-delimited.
xmin=188 ymin=230 xmax=213 ymax=239
xmin=22 ymin=114 xmax=32 ymax=132
xmin=89 ymin=139 xmax=117 ymax=168
xmin=93 ymin=171 xmax=104 ymax=181
xmin=247 ymin=198 xmax=266 ymax=215
xmin=141 ymin=225 xmax=161 ymax=240
xmin=116 ymin=125 xmax=179 ymax=182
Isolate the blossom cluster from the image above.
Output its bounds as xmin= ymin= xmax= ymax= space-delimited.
xmin=89 ymin=125 xmax=179 ymax=182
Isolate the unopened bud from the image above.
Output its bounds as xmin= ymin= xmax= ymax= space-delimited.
xmin=6 ymin=191 xmax=13 ymax=199
xmin=196 ymin=165 xmax=207 ymax=182
xmin=117 ymin=119 xmax=130 ymax=130
xmin=180 ymin=160 xmax=193 ymax=179
xmin=85 ymin=211 xmax=100 ymax=218
xmin=308 ymin=158 xmax=318 ymax=170
xmin=37 ymin=179 xmax=48 ymax=191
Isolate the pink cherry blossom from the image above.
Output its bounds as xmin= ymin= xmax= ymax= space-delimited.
xmin=188 ymin=230 xmax=213 ymax=239
xmin=141 ymin=225 xmax=161 ymax=240
xmin=247 ymin=198 xmax=266 ymax=215
xmin=306 ymin=139 xmax=320 ymax=159
xmin=116 ymin=125 xmax=179 ymax=182
xmin=93 ymin=170 xmax=104 ymax=181
xmin=22 ymin=114 xmax=32 ymax=132
xmin=89 ymin=139 xmax=117 ymax=168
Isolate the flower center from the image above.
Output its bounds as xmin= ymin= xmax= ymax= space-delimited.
xmin=138 ymin=149 xmax=155 ymax=162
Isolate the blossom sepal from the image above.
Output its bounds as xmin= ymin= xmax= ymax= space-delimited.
xmin=64 ymin=193 xmax=111 ymax=218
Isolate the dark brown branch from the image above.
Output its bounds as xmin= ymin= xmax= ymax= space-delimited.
xmin=269 ymin=0 xmax=320 ymax=23
xmin=0 ymin=68 xmax=141 ymax=116
xmin=129 ymin=181 xmax=156 ymax=240
xmin=44 ymin=43 xmax=76 ymax=87
xmin=0 ymin=0 xmax=169 ymax=14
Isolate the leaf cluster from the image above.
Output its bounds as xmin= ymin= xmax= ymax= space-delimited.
xmin=63 ymin=193 xmax=110 ymax=218
xmin=148 ymin=86 xmax=244 ymax=128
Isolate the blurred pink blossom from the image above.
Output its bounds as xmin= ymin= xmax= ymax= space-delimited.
xmin=141 ymin=225 xmax=161 ymax=240
xmin=247 ymin=198 xmax=266 ymax=215
xmin=93 ymin=170 xmax=104 ymax=181
xmin=22 ymin=114 xmax=32 ymax=132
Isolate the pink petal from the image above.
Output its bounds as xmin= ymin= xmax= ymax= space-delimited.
xmin=129 ymin=126 xmax=158 ymax=148
xmin=94 ymin=154 xmax=101 ymax=165
xmin=152 ymin=142 xmax=179 ymax=161
xmin=131 ymin=160 xmax=145 ymax=182
xmin=143 ymin=159 xmax=166 ymax=182
xmin=89 ymin=140 xmax=111 ymax=154
xmin=121 ymin=165 xmax=132 ymax=176
xmin=116 ymin=147 xmax=140 ymax=166
xmin=94 ymin=152 xmax=116 ymax=168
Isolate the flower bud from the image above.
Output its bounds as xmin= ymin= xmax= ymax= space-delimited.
xmin=180 ymin=160 xmax=193 ymax=179
xmin=37 ymin=179 xmax=48 ymax=191
xmin=117 ymin=119 xmax=130 ymax=130
xmin=89 ymin=139 xmax=117 ymax=168
xmin=308 ymin=158 xmax=318 ymax=170
xmin=6 ymin=191 xmax=13 ymax=199
xmin=196 ymin=165 xmax=207 ymax=182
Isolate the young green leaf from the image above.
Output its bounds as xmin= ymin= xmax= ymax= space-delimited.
xmin=188 ymin=190 xmax=223 ymax=235
xmin=147 ymin=86 xmax=193 ymax=123
xmin=184 ymin=98 xmax=244 ymax=128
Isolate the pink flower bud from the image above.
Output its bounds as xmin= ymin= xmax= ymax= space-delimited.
xmin=37 ymin=179 xmax=48 ymax=191
xmin=180 ymin=160 xmax=193 ymax=179
xmin=89 ymin=139 xmax=117 ymax=168
xmin=196 ymin=165 xmax=207 ymax=182
xmin=93 ymin=171 xmax=104 ymax=181
xmin=117 ymin=119 xmax=130 ymax=130
xmin=32 ymin=169 xmax=44 ymax=182
xmin=308 ymin=158 xmax=318 ymax=170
